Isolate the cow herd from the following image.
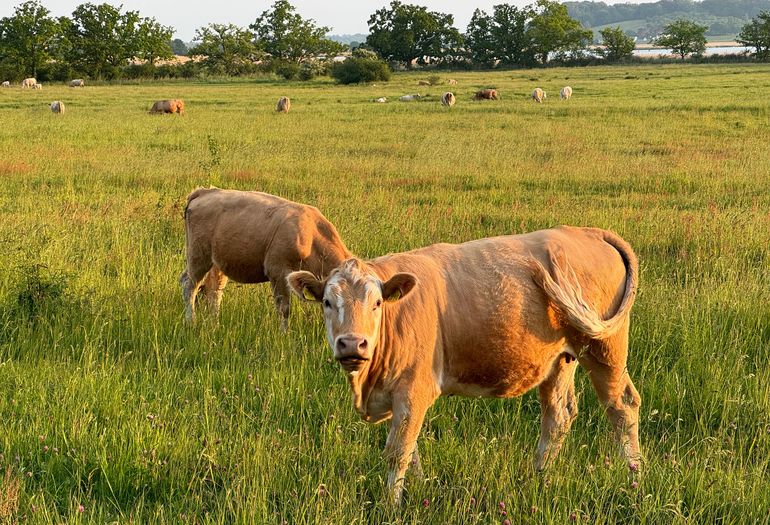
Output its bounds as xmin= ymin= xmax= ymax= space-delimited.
xmin=180 ymin=187 xmax=642 ymax=503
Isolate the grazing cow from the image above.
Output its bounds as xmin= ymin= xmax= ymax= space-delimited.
xmin=560 ymin=86 xmax=573 ymax=100
xmin=50 ymin=101 xmax=65 ymax=114
xmin=399 ymin=94 xmax=421 ymax=102
xmin=288 ymin=226 xmax=641 ymax=503
xmin=21 ymin=78 xmax=36 ymax=88
xmin=447 ymin=79 xmax=457 ymax=86
xmin=1 ymin=81 xmax=10 ymax=88
xmin=149 ymin=99 xmax=184 ymax=114
xmin=69 ymin=79 xmax=85 ymax=87
xmin=180 ymin=188 xmax=351 ymax=328
xmin=33 ymin=83 xmax=42 ymax=90
xmin=474 ymin=89 xmax=498 ymax=100
xmin=276 ymin=96 xmax=291 ymax=113
xmin=374 ymin=97 xmax=387 ymax=103
xmin=441 ymin=92 xmax=456 ymax=107
xmin=532 ymin=88 xmax=546 ymax=103
xmin=417 ymin=80 xmax=431 ymax=86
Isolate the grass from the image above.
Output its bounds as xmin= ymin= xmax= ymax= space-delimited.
xmin=1 ymin=63 xmax=770 ymax=524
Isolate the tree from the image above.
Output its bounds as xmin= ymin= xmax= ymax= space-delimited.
xmin=737 ymin=11 xmax=770 ymax=60
xmin=465 ymin=9 xmax=496 ymax=66
xmin=250 ymin=0 xmax=345 ymax=63
xmin=366 ymin=1 xmax=463 ymax=67
xmin=490 ymin=4 xmax=535 ymax=66
xmin=330 ymin=55 xmax=391 ymax=84
xmin=189 ymin=23 xmax=261 ymax=76
xmin=598 ymin=26 xmax=635 ymax=62
xmin=654 ymin=19 xmax=708 ymax=60
xmin=135 ymin=18 xmax=173 ymax=64
xmin=63 ymin=3 xmax=143 ymax=78
xmin=170 ymin=38 xmax=188 ymax=56
xmin=528 ymin=0 xmax=593 ymax=64
xmin=0 ymin=0 xmax=61 ymax=78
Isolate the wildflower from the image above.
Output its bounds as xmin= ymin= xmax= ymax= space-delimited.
xmin=629 ymin=462 xmax=639 ymax=473
xmin=78 ymin=505 xmax=85 ymax=513
xmin=570 ymin=511 xmax=577 ymax=521
xmin=498 ymin=501 xmax=506 ymax=511
xmin=422 ymin=499 xmax=430 ymax=508
xmin=631 ymin=480 xmax=639 ymax=489
xmin=318 ymin=484 xmax=327 ymax=497
xmin=530 ymin=505 xmax=538 ymax=514
xmin=469 ymin=497 xmax=476 ymax=507
xmin=503 ymin=520 xmax=511 ymax=525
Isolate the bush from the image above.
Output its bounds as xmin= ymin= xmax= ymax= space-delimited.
xmin=330 ymin=57 xmax=391 ymax=84
xmin=298 ymin=60 xmax=329 ymax=81
xmin=273 ymin=60 xmax=301 ymax=80
xmin=427 ymin=74 xmax=442 ymax=86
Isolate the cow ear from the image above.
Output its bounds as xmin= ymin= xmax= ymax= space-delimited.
xmin=381 ymin=273 xmax=418 ymax=302
xmin=286 ymin=271 xmax=324 ymax=302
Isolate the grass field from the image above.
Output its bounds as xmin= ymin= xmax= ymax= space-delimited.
xmin=1 ymin=63 xmax=770 ymax=524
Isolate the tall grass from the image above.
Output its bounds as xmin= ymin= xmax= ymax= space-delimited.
xmin=1 ymin=63 xmax=769 ymax=523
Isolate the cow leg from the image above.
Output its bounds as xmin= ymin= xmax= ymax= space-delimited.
xmin=535 ymin=353 xmax=578 ymax=471
xmin=269 ymin=276 xmax=291 ymax=331
xmin=581 ymin=332 xmax=642 ymax=468
xmin=202 ymin=266 xmax=228 ymax=318
xmin=180 ymin=268 xmax=206 ymax=322
xmin=384 ymin=399 xmax=430 ymax=505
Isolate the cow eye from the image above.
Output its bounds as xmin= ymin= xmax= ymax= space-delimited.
xmin=323 ymin=299 xmax=331 ymax=308
xmin=374 ymin=298 xmax=383 ymax=309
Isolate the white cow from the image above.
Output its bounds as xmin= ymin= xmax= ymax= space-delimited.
xmin=69 ymin=79 xmax=85 ymax=87
xmin=441 ymin=92 xmax=456 ymax=107
xmin=399 ymin=94 xmax=421 ymax=102
xmin=1 ymin=81 xmax=10 ymax=88
xmin=560 ymin=86 xmax=573 ymax=100
xmin=21 ymin=78 xmax=37 ymax=88
xmin=532 ymin=88 xmax=546 ymax=103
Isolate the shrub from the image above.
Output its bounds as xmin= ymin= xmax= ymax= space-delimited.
xmin=298 ymin=60 xmax=329 ymax=81
xmin=273 ymin=60 xmax=300 ymax=80
xmin=330 ymin=57 xmax=391 ymax=84
xmin=427 ymin=74 xmax=441 ymax=86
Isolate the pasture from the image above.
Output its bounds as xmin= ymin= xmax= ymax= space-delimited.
xmin=1 ymin=63 xmax=770 ymax=523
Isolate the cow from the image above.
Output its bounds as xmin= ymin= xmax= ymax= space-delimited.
xmin=149 ymin=99 xmax=185 ymax=114
xmin=180 ymin=188 xmax=351 ymax=328
xmin=276 ymin=96 xmax=291 ymax=113
xmin=50 ymin=101 xmax=65 ymax=114
xmin=287 ymin=226 xmax=641 ymax=504
xmin=1 ymin=81 xmax=10 ymax=88
xmin=69 ymin=79 xmax=85 ymax=87
xmin=441 ymin=92 xmax=456 ymax=107
xmin=447 ymin=79 xmax=457 ymax=86
xmin=474 ymin=89 xmax=498 ymax=100
xmin=33 ymin=83 xmax=42 ymax=90
xmin=561 ymin=86 xmax=573 ymax=100
xmin=21 ymin=78 xmax=36 ymax=88
xmin=374 ymin=97 xmax=387 ymax=103
xmin=532 ymin=88 xmax=547 ymax=103
xmin=417 ymin=80 xmax=431 ymax=86
xmin=399 ymin=94 xmax=421 ymax=102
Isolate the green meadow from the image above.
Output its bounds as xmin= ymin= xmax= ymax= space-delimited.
xmin=1 ymin=63 xmax=770 ymax=523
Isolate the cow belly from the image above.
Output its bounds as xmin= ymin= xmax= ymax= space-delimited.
xmin=214 ymin=258 xmax=268 ymax=284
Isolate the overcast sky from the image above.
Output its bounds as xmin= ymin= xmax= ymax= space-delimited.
xmin=1 ymin=0 xmax=659 ymax=41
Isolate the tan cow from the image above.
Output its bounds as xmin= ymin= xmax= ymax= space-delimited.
xmin=180 ymin=188 xmax=351 ymax=328
xmin=474 ymin=89 xmax=498 ymax=100
xmin=288 ymin=226 xmax=641 ymax=503
xmin=417 ymin=80 xmax=431 ymax=86
xmin=50 ymin=101 xmax=65 ymax=114
xmin=33 ymin=83 xmax=42 ymax=90
xmin=149 ymin=99 xmax=185 ymax=114
xmin=276 ymin=96 xmax=291 ymax=113
xmin=532 ymin=88 xmax=546 ymax=103
xmin=1 ymin=81 xmax=10 ymax=88
xmin=447 ymin=79 xmax=457 ymax=86
xmin=441 ymin=92 xmax=455 ymax=107
xmin=21 ymin=78 xmax=36 ymax=88
xmin=69 ymin=79 xmax=85 ymax=87
xmin=560 ymin=86 xmax=573 ymax=100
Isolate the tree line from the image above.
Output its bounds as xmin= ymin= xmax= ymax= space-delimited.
xmin=2 ymin=0 xmax=770 ymax=83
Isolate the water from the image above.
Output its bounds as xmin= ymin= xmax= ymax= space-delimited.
xmin=633 ymin=46 xmax=750 ymax=57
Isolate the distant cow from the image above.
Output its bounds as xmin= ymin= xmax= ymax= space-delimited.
xmin=1 ymin=81 xmax=10 ymax=88
xmin=69 ymin=79 xmax=85 ymax=87
xmin=180 ymin=188 xmax=351 ymax=328
xmin=441 ymin=92 xmax=456 ymax=107
xmin=399 ymin=94 xmax=421 ymax=102
xmin=33 ymin=83 xmax=42 ymax=90
xmin=417 ymin=80 xmax=430 ymax=86
xmin=532 ymin=88 xmax=546 ymax=103
xmin=374 ymin=97 xmax=387 ymax=103
xmin=288 ymin=227 xmax=641 ymax=504
xmin=447 ymin=79 xmax=457 ymax=86
xmin=50 ymin=101 xmax=65 ymax=114
xmin=560 ymin=86 xmax=573 ymax=100
xmin=149 ymin=99 xmax=184 ymax=114
xmin=276 ymin=96 xmax=291 ymax=113
xmin=474 ymin=89 xmax=498 ymax=100
xmin=21 ymin=78 xmax=36 ymax=88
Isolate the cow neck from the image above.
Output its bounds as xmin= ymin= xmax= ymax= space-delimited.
xmin=347 ymin=304 xmax=393 ymax=420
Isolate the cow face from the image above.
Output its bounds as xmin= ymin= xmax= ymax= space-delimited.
xmin=287 ymin=259 xmax=417 ymax=374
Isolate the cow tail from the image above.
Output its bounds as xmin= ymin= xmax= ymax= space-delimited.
xmin=529 ymin=230 xmax=638 ymax=340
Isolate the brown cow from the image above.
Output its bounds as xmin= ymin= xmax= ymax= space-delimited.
xmin=441 ymin=92 xmax=456 ymax=107
xmin=474 ymin=88 xmax=498 ymax=100
xmin=149 ymin=99 xmax=185 ymax=114
xmin=180 ymin=188 xmax=351 ymax=328
xmin=288 ymin=226 xmax=641 ymax=503
xmin=276 ymin=96 xmax=291 ymax=113
xmin=532 ymin=87 xmax=547 ymax=103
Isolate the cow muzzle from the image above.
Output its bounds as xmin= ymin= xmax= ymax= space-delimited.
xmin=334 ymin=335 xmax=371 ymax=371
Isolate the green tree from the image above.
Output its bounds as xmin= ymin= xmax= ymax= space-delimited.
xmin=654 ymin=19 xmax=708 ymax=60
xmin=64 ymin=3 xmax=143 ymax=78
xmin=465 ymin=9 xmax=496 ymax=66
xmin=0 ymin=0 xmax=61 ymax=78
xmin=366 ymin=1 xmax=463 ymax=67
xmin=250 ymin=0 xmax=345 ymax=63
xmin=170 ymin=38 xmax=188 ymax=56
xmin=189 ymin=23 xmax=261 ymax=76
xmin=598 ymin=26 xmax=635 ymax=62
xmin=737 ymin=11 xmax=770 ymax=60
xmin=491 ymin=4 xmax=535 ymax=65
xmin=135 ymin=18 xmax=173 ymax=64
xmin=528 ymin=0 xmax=593 ymax=64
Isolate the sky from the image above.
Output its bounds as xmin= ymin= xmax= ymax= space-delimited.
xmin=0 ymin=0 xmax=659 ymax=41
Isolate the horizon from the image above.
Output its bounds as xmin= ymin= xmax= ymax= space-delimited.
xmin=0 ymin=0 xmax=661 ymax=42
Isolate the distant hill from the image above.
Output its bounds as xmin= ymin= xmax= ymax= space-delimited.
xmin=328 ymin=34 xmax=368 ymax=46
xmin=565 ymin=0 xmax=770 ymax=41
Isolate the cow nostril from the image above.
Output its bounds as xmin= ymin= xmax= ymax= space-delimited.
xmin=359 ymin=339 xmax=368 ymax=350
xmin=336 ymin=339 xmax=347 ymax=351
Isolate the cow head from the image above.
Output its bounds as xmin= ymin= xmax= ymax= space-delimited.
xmin=287 ymin=259 xmax=417 ymax=374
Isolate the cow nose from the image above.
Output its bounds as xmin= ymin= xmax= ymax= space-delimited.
xmin=336 ymin=336 xmax=368 ymax=354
